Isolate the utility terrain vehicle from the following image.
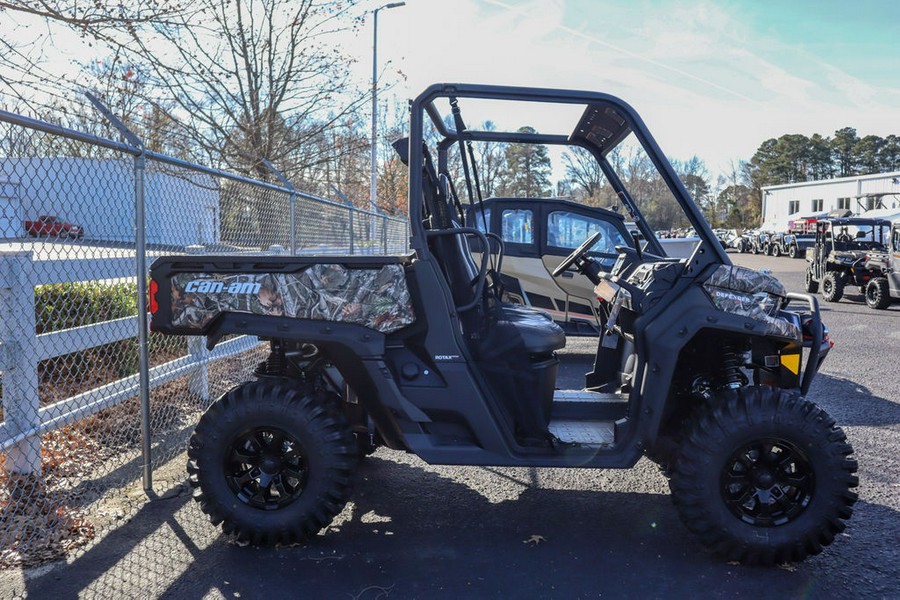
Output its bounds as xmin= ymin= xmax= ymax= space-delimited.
xmin=149 ymin=84 xmax=857 ymax=565
xmin=770 ymin=231 xmax=815 ymax=259
xmin=804 ymin=217 xmax=890 ymax=302
xmin=467 ymin=197 xmax=632 ymax=335
xmin=748 ymin=231 xmax=773 ymax=255
xmin=860 ymin=217 xmax=900 ymax=309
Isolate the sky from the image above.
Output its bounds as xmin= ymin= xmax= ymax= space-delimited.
xmin=349 ymin=0 xmax=900 ymax=178
xmin=4 ymin=0 xmax=899 ymax=182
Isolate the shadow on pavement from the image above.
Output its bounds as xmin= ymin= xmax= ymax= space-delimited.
xmin=810 ymin=373 xmax=900 ymax=427
xmin=21 ymin=451 xmax=894 ymax=599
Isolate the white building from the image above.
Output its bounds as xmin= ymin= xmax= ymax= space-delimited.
xmin=761 ymin=171 xmax=900 ymax=232
xmin=0 ymin=157 xmax=220 ymax=246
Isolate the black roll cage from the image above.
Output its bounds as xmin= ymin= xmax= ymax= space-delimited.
xmin=407 ymin=83 xmax=731 ymax=271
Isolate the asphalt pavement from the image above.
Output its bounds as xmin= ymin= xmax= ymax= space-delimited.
xmin=9 ymin=250 xmax=900 ymax=599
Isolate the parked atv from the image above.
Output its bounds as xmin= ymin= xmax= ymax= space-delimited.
xmin=804 ymin=217 xmax=890 ymax=302
xmin=731 ymin=231 xmax=752 ymax=253
xmin=467 ymin=197 xmax=633 ymax=335
xmin=748 ymin=231 xmax=773 ymax=255
xmin=771 ymin=231 xmax=815 ymax=259
xmin=860 ymin=218 xmax=900 ymax=309
xmin=150 ymin=84 xmax=857 ymax=565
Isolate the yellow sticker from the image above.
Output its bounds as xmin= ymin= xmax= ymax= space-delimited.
xmin=780 ymin=353 xmax=800 ymax=375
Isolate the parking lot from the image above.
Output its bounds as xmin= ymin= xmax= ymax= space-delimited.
xmin=8 ymin=251 xmax=900 ymax=599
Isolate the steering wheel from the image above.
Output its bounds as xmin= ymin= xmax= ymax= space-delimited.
xmin=551 ymin=231 xmax=602 ymax=277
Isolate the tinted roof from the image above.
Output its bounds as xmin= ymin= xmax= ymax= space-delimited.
xmin=825 ymin=218 xmax=891 ymax=226
xmin=476 ymin=197 xmax=626 ymax=221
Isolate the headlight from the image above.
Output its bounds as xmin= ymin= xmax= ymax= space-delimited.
xmin=753 ymin=291 xmax=779 ymax=316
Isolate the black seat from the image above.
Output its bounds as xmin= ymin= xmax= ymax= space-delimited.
xmin=396 ymin=137 xmax=564 ymax=440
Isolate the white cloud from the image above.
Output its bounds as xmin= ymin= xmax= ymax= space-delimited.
xmin=6 ymin=0 xmax=896 ymax=182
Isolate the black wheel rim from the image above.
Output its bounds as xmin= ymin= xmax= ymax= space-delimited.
xmin=866 ymin=284 xmax=877 ymax=303
xmin=225 ymin=426 xmax=309 ymax=510
xmin=721 ymin=438 xmax=814 ymax=527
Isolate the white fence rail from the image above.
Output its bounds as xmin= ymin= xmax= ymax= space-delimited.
xmin=0 ymin=250 xmax=259 ymax=473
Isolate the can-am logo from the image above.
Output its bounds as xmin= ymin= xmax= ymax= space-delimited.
xmin=185 ymin=279 xmax=261 ymax=294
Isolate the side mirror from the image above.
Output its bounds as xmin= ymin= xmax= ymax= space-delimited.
xmin=856 ymin=231 xmax=866 ymax=238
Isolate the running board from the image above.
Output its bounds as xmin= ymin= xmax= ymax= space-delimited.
xmin=549 ymin=420 xmax=615 ymax=446
xmin=551 ymin=389 xmax=628 ymax=421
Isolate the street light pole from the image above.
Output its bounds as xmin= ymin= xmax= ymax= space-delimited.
xmin=371 ymin=2 xmax=405 ymax=246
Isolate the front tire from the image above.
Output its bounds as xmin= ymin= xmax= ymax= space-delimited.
xmin=670 ymin=387 xmax=857 ymax=565
xmin=188 ymin=381 xmax=357 ymax=545
xmin=788 ymin=245 xmax=798 ymax=259
xmin=772 ymin=244 xmax=781 ymax=258
xmin=822 ymin=271 xmax=844 ymax=302
xmin=804 ymin=269 xmax=818 ymax=293
xmin=865 ymin=277 xmax=891 ymax=309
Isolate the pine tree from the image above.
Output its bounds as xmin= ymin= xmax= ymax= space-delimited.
xmin=498 ymin=126 xmax=552 ymax=198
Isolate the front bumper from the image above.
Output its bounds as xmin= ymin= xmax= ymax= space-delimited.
xmin=783 ymin=292 xmax=830 ymax=395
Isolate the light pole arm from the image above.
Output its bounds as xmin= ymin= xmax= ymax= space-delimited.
xmin=371 ymin=2 xmax=405 ymax=224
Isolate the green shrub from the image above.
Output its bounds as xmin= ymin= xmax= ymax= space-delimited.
xmin=35 ymin=282 xmax=137 ymax=334
xmin=31 ymin=282 xmax=185 ymax=400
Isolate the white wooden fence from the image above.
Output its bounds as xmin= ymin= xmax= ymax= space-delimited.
xmin=0 ymin=250 xmax=259 ymax=474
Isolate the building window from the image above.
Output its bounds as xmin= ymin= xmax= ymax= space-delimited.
xmin=788 ymin=200 xmax=800 ymax=214
xmin=866 ymin=196 xmax=881 ymax=211
xmin=811 ymin=199 xmax=823 ymax=212
xmin=837 ymin=197 xmax=851 ymax=210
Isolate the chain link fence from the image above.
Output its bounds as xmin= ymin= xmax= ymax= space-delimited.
xmin=0 ymin=102 xmax=408 ymax=588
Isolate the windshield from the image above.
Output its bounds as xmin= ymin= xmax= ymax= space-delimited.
xmin=827 ymin=222 xmax=889 ymax=251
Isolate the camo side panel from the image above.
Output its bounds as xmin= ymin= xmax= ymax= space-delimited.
xmin=704 ymin=265 xmax=786 ymax=297
xmin=702 ymin=286 xmax=800 ymax=340
xmin=170 ymin=263 xmax=415 ymax=334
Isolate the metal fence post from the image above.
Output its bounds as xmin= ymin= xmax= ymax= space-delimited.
xmin=260 ymin=160 xmax=295 ymax=254
xmin=290 ymin=192 xmax=297 ymax=255
xmin=382 ymin=215 xmax=388 ymax=254
xmin=0 ymin=251 xmax=41 ymax=475
xmin=349 ymin=208 xmax=355 ymax=254
xmin=134 ymin=150 xmax=153 ymax=492
xmin=86 ymin=91 xmax=153 ymax=491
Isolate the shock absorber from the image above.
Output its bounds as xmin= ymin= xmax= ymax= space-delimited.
xmin=717 ymin=341 xmax=745 ymax=390
xmin=255 ymin=339 xmax=286 ymax=377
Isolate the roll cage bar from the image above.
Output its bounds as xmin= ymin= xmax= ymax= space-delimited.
xmin=407 ymin=83 xmax=731 ymax=271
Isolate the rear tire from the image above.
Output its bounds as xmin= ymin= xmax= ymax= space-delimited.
xmin=188 ymin=380 xmax=357 ymax=545
xmin=804 ymin=269 xmax=818 ymax=293
xmin=670 ymin=386 xmax=858 ymax=565
xmin=865 ymin=277 xmax=891 ymax=309
xmin=822 ymin=271 xmax=844 ymax=302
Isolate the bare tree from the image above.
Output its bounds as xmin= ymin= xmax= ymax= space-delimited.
xmin=119 ymin=0 xmax=366 ymax=179
xmin=2 ymin=0 xmax=367 ymax=179
xmin=563 ymin=148 xmax=602 ymax=197
xmin=0 ymin=0 xmax=180 ymax=108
